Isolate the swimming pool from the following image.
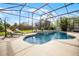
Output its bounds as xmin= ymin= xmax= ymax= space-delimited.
xmin=23 ymin=32 xmax=75 ymax=44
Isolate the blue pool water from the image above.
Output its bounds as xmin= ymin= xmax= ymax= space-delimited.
xmin=23 ymin=32 xmax=75 ymax=44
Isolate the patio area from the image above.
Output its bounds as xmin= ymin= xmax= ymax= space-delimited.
xmin=0 ymin=32 xmax=79 ymax=56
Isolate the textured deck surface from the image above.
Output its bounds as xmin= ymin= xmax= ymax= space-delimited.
xmin=0 ymin=32 xmax=79 ymax=56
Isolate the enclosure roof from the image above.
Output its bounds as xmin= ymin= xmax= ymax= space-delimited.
xmin=0 ymin=3 xmax=79 ymax=24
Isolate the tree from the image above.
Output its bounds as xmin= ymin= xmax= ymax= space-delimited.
xmin=49 ymin=22 xmax=55 ymax=30
xmin=36 ymin=13 xmax=53 ymax=30
xmin=6 ymin=23 xmax=11 ymax=28
xmin=44 ymin=19 xmax=50 ymax=30
xmin=0 ymin=20 xmax=4 ymax=32
xmin=0 ymin=25 xmax=4 ymax=32
xmin=36 ymin=19 xmax=44 ymax=30
xmin=36 ymin=18 xmax=51 ymax=30
xmin=72 ymin=17 xmax=79 ymax=31
xmin=58 ymin=17 xmax=69 ymax=31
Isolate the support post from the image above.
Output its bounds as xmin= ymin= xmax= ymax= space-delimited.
xmin=4 ymin=17 xmax=7 ymax=38
xmin=32 ymin=13 xmax=33 ymax=32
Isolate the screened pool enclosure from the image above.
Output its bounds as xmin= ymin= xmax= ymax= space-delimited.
xmin=0 ymin=3 xmax=79 ymax=37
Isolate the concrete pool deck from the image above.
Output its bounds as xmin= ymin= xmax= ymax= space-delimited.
xmin=0 ymin=32 xmax=79 ymax=56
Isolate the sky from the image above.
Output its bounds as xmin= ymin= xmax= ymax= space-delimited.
xmin=0 ymin=3 xmax=79 ymax=25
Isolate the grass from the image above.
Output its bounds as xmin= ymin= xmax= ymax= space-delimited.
xmin=21 ymin=30 xmax=33 ymax=33
xmin=0 ymin=30 xmax=33 ymax=36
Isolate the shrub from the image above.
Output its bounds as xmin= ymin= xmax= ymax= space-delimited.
xmin=0 ymin=25 xmax=4 ymax=32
